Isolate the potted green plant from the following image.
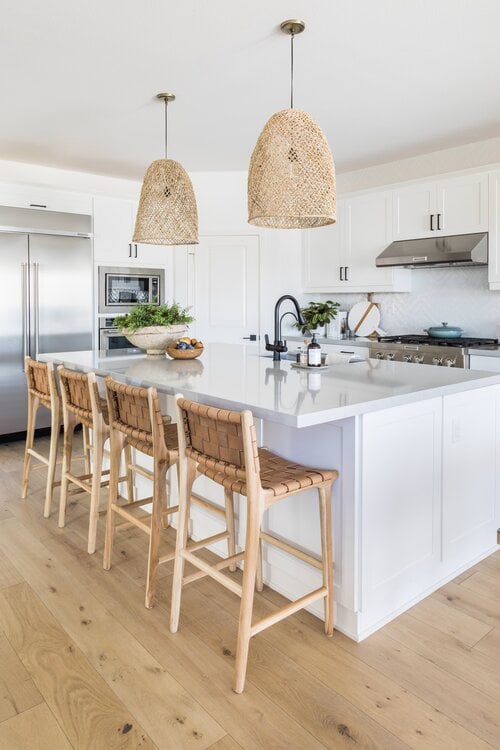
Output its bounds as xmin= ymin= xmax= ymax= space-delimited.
xmin=115 ymin=302 xmax=194 ymax=357
xmin=295 ymin=300 xmax=339 ymax=337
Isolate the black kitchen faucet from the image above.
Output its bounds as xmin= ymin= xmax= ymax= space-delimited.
xmin=265 ymin=295 xmax=306 ymax=361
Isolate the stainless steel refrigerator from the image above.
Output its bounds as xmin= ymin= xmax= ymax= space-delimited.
xmin=0 ymin=206 xmax=92 ymax=436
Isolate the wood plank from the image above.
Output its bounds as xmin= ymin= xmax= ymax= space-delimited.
xmin=0 ymin=548 xmax=23 ymax=590
xmin=0 ymin=631 xmax=43 ymax=723
xmin=385 ymin=612 xmax=500 ymax=702
xmin=0 ymin=703 xmax=72 ymax=750
xmin=331 ymin=628 xmax=500 ymax=749
xmin=406 ymin=595 xmax=492 ymax=647
xmin=0 ymin=518 xmax=225 ymax=750
xmin=0 ymin=582 xmax=155 ymax=749
xmin=433 ymin=581 xmax=500 ymax=631
xmin=473 ymin=626 xmax=500 ymax=659
xmin=206 ymin=735 xmax=244 ymax=750
xmin=198 ymin=578 xmax=491 ymax=750
xmin=460 ymin=569 xmax=500 ymax=600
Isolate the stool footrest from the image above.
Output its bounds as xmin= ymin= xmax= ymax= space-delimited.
xmin=181 ymin=550 xmax=243 ymax=596
xmin=260 ymin=531 xmax=323 ymax=571
xmin=183 ymin=552 xmax=244 ymax=586
xmin=128 ymin=463 xmax=154 ymax=480
xmin=111 ymin=503 xmax=151 ymax=534
xmin=186 ymin=531 xmax=230 ymax=553
xmin=250 ymin=586 xmax=327 ymax=638
xmin=158 ymin=550 xmax=175 ymax=565
xmin=162 ymin=504 xmax=180 ymax=517
xmin=191 ymin=492 xmax=226 ymax=518
xmin=27 ymin=448 xmax=49 ymax=466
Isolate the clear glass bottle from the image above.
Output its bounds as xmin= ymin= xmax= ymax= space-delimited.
xmin=307 ymin=333 xmax=322 ymax=367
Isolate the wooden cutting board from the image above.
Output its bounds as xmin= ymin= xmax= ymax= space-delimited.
xmin=348 ymin=301 xmax=384 ymax=337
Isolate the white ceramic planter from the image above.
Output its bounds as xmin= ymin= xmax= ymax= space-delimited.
xmin=124 ymin=325 xmax=189 ymax=357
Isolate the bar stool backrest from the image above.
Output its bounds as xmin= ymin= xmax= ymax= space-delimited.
xmin=25 ymin=356 xmax=57 ymax=408
xmin=176 ymin=397 xmax=261 ymax=488
xmin=105 ymin=377 xmax=167 ymax=457
xmin=58 ymin=367 xmax=102 ymax=427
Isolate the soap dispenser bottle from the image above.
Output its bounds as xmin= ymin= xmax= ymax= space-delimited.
xmin=307 ymin=333 xmax=322 ymax=367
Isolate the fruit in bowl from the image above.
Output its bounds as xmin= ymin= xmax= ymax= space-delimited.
xmin=167 ymin=337 xmax=204 ymax=359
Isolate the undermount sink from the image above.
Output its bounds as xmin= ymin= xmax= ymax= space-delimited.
xmin=260 ymin=351 xmax=298 ymax=361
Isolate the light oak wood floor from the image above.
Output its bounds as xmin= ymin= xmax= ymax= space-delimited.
xmin=1 ymin=435 xmax=500 ymax=749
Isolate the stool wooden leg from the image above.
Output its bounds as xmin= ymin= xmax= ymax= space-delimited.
xmin=21 ymin=393 xmax=39 ymax=499
xmin=82 ymin=424 xmax=91 ymax=475
xmin=124 ymin=443 xmax=134 ymax=503
xmin=170 ymin=457 xmax=197 ymax=633
xmin=319 ymin=483 xmax=334 ymax=637
xmin=59 ymin=415 xmax=76 ymax=529
xmin=145 ymin=459 xmax=167 ymax=609
xmin=103 ymin=431 xmax=125 ymax=571
xmin=233 ymin=497 xmax=263 ymax=694
xmin=255 ymin=539 xmax=264 ymax=593
xmin=87 ymin=423 xmax=104 ymax=554
xmin=43 ymin=401 xmax=60 ymax=519
xmin=224 ymin=489 xmax=237 ymax=572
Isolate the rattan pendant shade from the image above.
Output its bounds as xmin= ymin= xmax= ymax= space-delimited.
xmin=133 ymin=158 xmax=198 ymax=245
xmin=248 ymin=19 xmax=336 ymax=229
xmin=248 ymin=108 xmax=336 ymax=228
xmin=133 ymin=93 xmax=198 ymax=246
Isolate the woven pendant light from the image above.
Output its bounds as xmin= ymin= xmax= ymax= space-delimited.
xmin=248 ymin=20 xmax=336 ymax=229
xmin=134 ymin=93 xmax=198 ymax=245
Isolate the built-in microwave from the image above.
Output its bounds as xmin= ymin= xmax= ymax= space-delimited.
xmin=98 ymin=317 xmax=141 ymax=353
xmin=98 ymin=266 xmax=165 ymax=314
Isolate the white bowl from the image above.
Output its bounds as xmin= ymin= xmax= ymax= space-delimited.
xmin=124 ymin=325 xmax=189 ymax=356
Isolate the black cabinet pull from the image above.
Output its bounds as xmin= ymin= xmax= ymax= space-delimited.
xmin=430 ymin=214 xmax=435 ymax=231
xmin=345 ymin=266 xmax=349 ymax=281
xmin=30 ymin=203 xmax=47 ymax=208
xmin=437 ymin=213 xmax=442 ymax=231
xmin=339 ymin=266 xmax=344 ymax=281
xmin=128 ymin=243 xmax=132 ymax=258
xmin=134 ymin=244 xmax=138 ymax=258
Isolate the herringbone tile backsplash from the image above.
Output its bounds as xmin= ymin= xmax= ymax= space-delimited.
xmin=305 ymin=267 xmax=500 ymax=338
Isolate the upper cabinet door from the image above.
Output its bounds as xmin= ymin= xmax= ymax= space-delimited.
xmin=343 ymin=191 xmax=394 ymax=287
xmin=93 ymin=196 xmax=135 ymax=263
xmin=436 ymin=173 xmax=489 ymax=236
xmin=302 ymin=201 xmax=345 ymax=290
xmin=392 ymin=182 xmax=437 ymax=240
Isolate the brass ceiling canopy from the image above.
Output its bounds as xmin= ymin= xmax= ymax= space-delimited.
xmin=133 ymin=92 xmax=198 ymax=246
xmin=248 ymin=18 xmax=336 ymax=229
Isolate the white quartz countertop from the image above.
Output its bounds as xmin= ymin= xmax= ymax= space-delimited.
xmin=39 ymin=345 xmax=500 ymax=428
xmin=468 ymin=346 xmax=500 ymax=357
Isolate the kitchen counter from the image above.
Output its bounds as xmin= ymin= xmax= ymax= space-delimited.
xmin=468 ymin=345 xmax=500 ymax=357
xmin=39 ymin=344 xmax=500 ymax=428
xmin=40 ymin=345 xmax=500 ymax=642
xmin=286 ymin=334 xmax=372 ymax=348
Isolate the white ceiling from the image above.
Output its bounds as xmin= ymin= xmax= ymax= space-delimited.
xmin=1 ymin=0 xmax=500 ymax=179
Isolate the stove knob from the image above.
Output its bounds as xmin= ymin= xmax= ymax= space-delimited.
xmin=444 ymin=357 xmax=457 ymax=367
xmin=414 ymin=355 xmax=424 ymax=364
xmin=385 ymin=352 xmax=395 ymax=360
xmin=375 ymin=352 xmax=385 ymax=360
xmin=403 ymin=354 xmax=413 ymax=363
xmin=432 ymin=356 xmax=443 ymax=366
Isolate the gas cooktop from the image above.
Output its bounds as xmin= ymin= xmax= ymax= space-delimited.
xmin=377 ymin=334 xmax=498 ymax=348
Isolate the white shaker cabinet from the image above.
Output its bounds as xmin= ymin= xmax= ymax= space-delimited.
xmin=393 ymin=172 xmax=488 ymax=241
xmin=0 ymin=182 xmax=92 ymax=215
xmin=302 ymin=192 xmax=410 ymax=293
xmin=488 ymin=170 xmax=500 ymax=289
xmin=93 ymin=196 xmax=171 ymax=267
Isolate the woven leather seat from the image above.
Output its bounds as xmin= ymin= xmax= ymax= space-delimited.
xmin=171 ymin=396 xmax=338 ymax=694
xmin=22 ymin=357 xmax=61 ymax=519
xmin=112 ymin=415 xmax=177 ymax=457
xmin=201 ymin=447 xmax=336 ymax=498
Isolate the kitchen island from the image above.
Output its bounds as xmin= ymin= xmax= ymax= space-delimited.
xmin=40 ymin=345 xmax=500 ymax=640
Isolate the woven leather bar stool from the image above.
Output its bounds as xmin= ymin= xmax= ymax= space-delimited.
xmin=170 ymin=395 xmax=338 ymax=694
xmin=103 ymin=377 xmax=181 ymax=609
xmin=21 ymin=356 xmax=67 ymax=518
xmin=58 ymin=367 xmax=133 ymax=554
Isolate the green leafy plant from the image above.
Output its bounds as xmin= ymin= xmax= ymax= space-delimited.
xmin=114 ymin=302 xmax=194 ymax=333
xmin=295 ymin=300 xmax=339 ymax=335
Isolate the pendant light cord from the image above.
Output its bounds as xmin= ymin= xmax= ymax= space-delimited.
xmin=290 ymin=32 xmax=294 ymax=109
xmin=164 ymin=98 xmax=168 ymax=159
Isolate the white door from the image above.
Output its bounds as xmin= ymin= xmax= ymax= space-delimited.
xmin=191 ymin=235 xmax=260 ymax=344
xmin=436 ymin=173 xmax=489 ymax=236
xmin=93 ymin=196 xmax=134 ymax=263
xmin=392 ymin=182 xmax=437 ymax=240
xmin=344 ymin=191 xmax=393 ymax=287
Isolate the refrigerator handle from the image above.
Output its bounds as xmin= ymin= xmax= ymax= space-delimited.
xmin=33 ymin=262 xmax=40 ymax=359
xmin=21 ymin=263 xmax=29 ymax=370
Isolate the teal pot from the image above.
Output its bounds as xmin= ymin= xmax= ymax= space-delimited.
xmin=424 ymin=322 xmax=463 ymax=339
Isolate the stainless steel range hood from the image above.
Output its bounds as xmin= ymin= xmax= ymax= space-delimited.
xmin=376 ymin=232 xmax=488 ymax=268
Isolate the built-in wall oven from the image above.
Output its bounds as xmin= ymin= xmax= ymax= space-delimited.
xmin=98 ymin=266 xmax=165 ymax=314
xmin=98 ymin=265 xmax=165 ymax=352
